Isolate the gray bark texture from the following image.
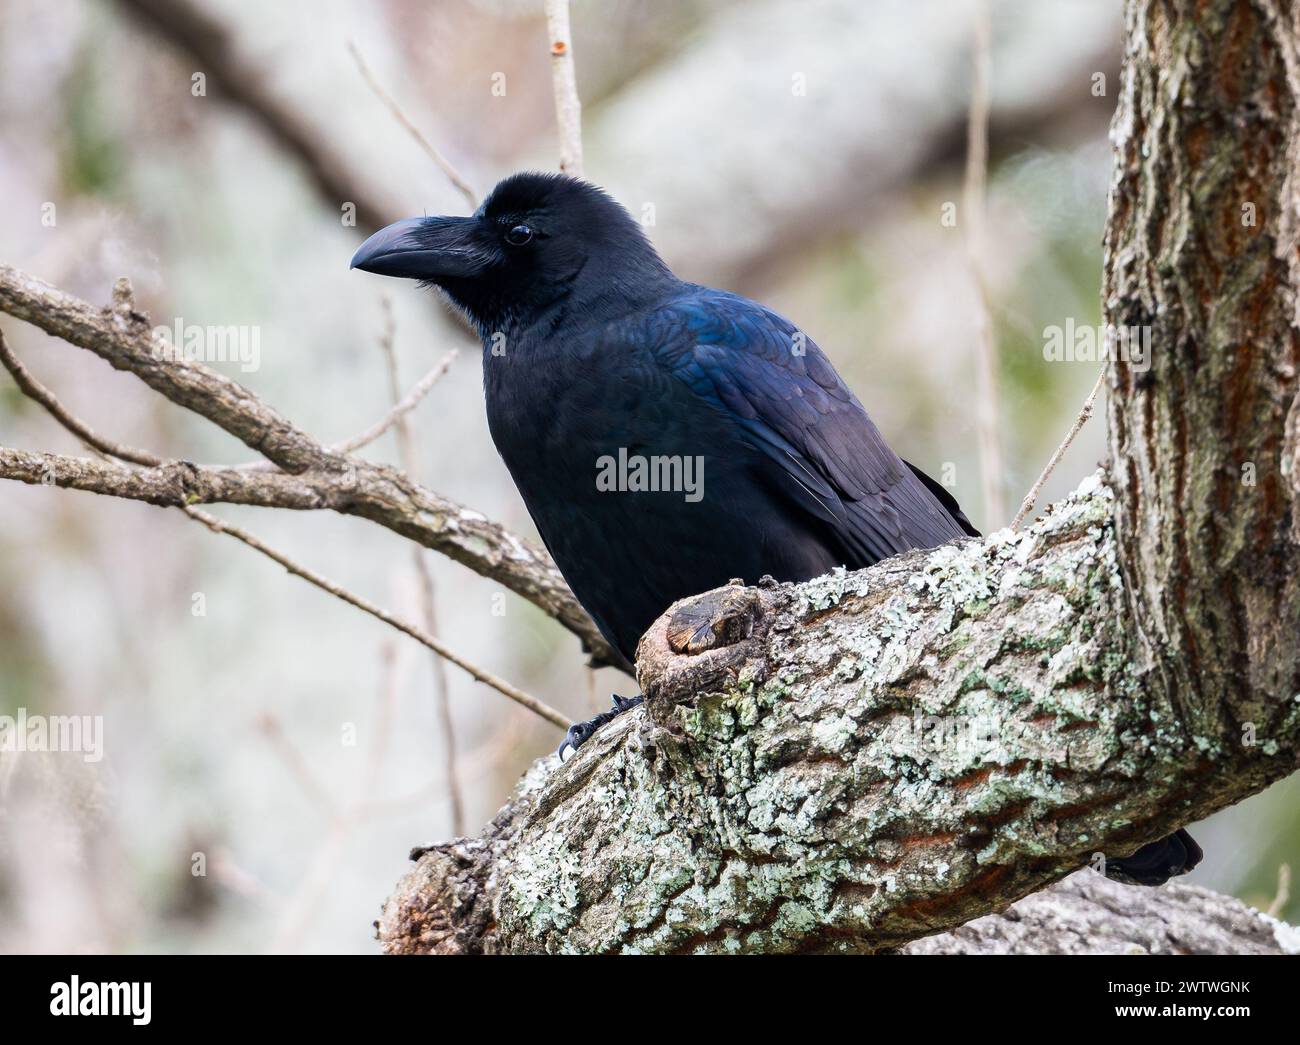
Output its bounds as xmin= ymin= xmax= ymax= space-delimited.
xmin=902 ymin=871 xmax=1300 ymax=955
xmin=377 ymin=0 xmax=1300 ymax=954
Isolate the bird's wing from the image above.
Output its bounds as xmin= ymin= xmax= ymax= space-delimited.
xmin=902 ymin=459 xmax=981 ymax=537
xmin=636 ymin=288 xmax=974 ymax=562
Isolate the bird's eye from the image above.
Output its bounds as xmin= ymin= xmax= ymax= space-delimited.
xmin=505 ymin=224 xmax=534 ymax=246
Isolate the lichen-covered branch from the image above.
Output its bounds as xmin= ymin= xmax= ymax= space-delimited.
xmin=0 ymin=264 xmax=625 ymax=670
xmin=377 ymin=478 xmax=1299 ymax=953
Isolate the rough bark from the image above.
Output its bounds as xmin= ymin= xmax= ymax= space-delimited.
xmin=376 ymin=0 xmax=1300 ymax=954
xmin=901 ymin=870 xmax=1300 ymax=955
xmin=376 ymin=481 xmax=1297 ymax=953
xmin=1105 ymin=0 xmax=1300 ymax=759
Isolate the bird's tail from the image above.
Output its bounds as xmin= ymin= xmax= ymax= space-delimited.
xmin=1107 ymin=828 xmax=1204 ymax=886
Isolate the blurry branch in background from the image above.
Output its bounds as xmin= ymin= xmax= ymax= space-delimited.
xmin=346 ymin=41 xmax=479 ymax=212
xmin=1270 ymin=864 xmax=1292 ymax=919
xmin=568 ymin=4 xmax=1121 ymax=292
xmin=258 ymin=639 xmax=521 ymax=949
xmin=0 ymin=321 xmax=568 ymax=730
xmin=1010 ymin=366 xmax=1106 ymax=530
xmin=256 ymin=712 xmax=338 ymax=820
xmin=182 ymin=505 xmax=568 ymax=728
xmin=328 ymin=350 xmax=458 ymax=455
xmin=114 ymin=0 xmax=403 ymax=233
xmin=544 ymin=0 xmax=599 ymax=719
xmin=225 ymin=348 xmax=458 ymax=470
xmin=543 ymin=0 xmax=584 ymax=177
xmin=268 ymin=642 xmax=403 ymax=953
xmin=114 ymin=0 xmax=1120 ymax=303
xmin=376 ymin=297 xmax=466 ymax=836
xmin=0 ymin=264 xmax=624 ymax=671
xmin=360 ymin=709 xmax=530 ymax=819
xmin=961 ymin=0 xmax=1005 ymax=527
xmin=208 ymin=848 xmax=279 ymax=908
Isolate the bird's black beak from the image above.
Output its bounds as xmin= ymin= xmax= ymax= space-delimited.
xmin=350 ymin=216 xmax=491 ymax=280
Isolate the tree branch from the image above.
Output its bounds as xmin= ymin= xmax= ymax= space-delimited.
xmin=961 ymin=0 xmax=1006 ymax=527
xmin=0 ymin=264 xmax=626 ymax=671
xmin=899 ymin=870 xmax=1300 ymax=955
xmin=0 ymin=445 xmax=331 ymax=509
xmin=543 ymin=0 xmax=584 ymax=178
xmin=345 ymin=40 xmax=478 ymax=213
xmin=377 ymin=479 xmax=1299 ymax=953
xmin=5 ymin=318 xmax=566 ymax=727
xmin=1011 ymin=366 xmax=1106 ymax=530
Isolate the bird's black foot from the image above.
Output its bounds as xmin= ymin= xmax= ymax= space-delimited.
xmin=557 ymin=693 xmax=644 ymax=760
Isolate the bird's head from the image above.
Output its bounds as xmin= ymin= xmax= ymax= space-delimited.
xmin=350 ymin=172 xmax=673 ymax=334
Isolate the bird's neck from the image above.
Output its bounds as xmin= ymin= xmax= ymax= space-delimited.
xmin=466 ymin=264 xmax=681 ymax=345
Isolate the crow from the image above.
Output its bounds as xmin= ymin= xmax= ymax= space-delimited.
xmin=351 ymin=171 xmax=1200 ymax=886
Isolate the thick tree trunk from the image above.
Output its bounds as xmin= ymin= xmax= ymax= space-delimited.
xmin=1105 ymin=0 xmax=1300 ymax=759
xmin=375 ymin=0 xmax=1300 ymax=955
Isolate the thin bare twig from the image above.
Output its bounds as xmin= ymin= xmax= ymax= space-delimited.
xmin=543 ymin=0 xmax=584 ymax=177
xmin=0 ymin=329 xmax=161 ymax=467
xmin=210 ymin=848 xmax=280 ymax=906
xmin=962 ymin=0 xmax=1005 ymax=527
xmin=270 ymin=638 xmax=411 ymax=953
xmin=346 ymin=40 xmax=478 ymax=212
xmin=231 ymin=348 xmax=457 ymax=471
xmin=269 ymin=807 xmax=358 ymax=953
xmin=363 ymin=640 xmax=405 ymax=798
xmin=0 ymin=329 xmax=566 ymax=728
xmin=332 ymin=349 xmax=458 ymax=455
xmin=183 ymin=505 xmax=568 ymax=728
xmin=359 ymin=707 xmax=529 ymax=818
xmin=1010 ymin=367 xmax=1106 ymax=530
xmin=377 ymin=297 xmax=467 ymax=836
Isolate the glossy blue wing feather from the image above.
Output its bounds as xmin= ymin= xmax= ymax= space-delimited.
xmin=634 ymin=287 xmax=969 ymax=559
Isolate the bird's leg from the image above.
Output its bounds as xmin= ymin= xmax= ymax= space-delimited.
xmin=557 ymin=693 xmax=645 ymax=759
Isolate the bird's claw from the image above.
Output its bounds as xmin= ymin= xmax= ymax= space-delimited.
xmin=556 ymin=721 xmax=597 ymax=759
xmin=557 ymin=693 xmax=645 ymax=760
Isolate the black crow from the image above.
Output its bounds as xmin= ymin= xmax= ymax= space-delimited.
xmin=351 ymin=172 xmax=1200 ymax=885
